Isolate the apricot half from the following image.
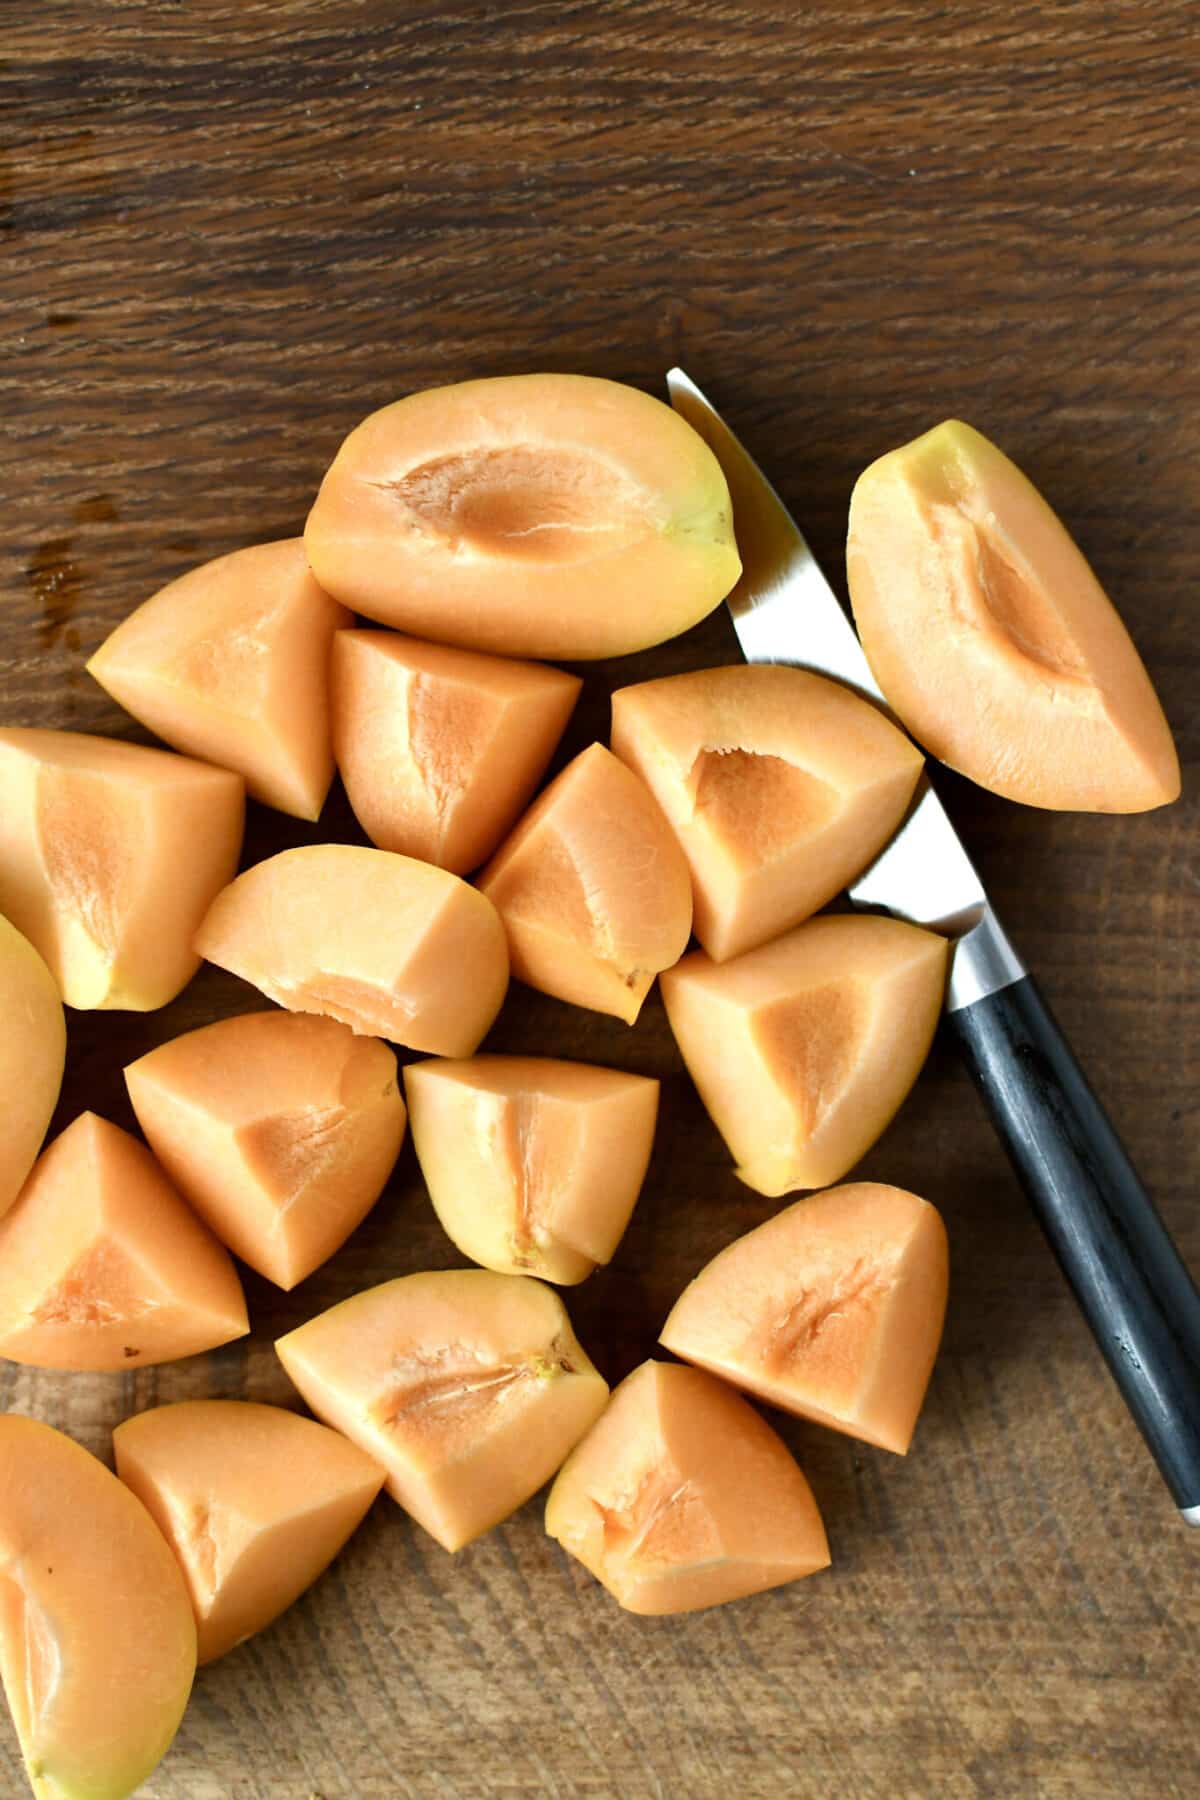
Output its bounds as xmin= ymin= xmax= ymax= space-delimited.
xmin=660 ymin=915 xmax=948 ymax=1196
xmin=479 ymin=743 xmax=693 ymax=1024
xmin=660 ymin=1183 xmax=949 ymax=1454
xmin=125 ymin=1011 xmax=406 ymax=1289
xmin=0 ymin=1113 xmax=248 ymax=1371
xmin=404 ymin=1056 xmax=659 ymax=1284
xmin=0 ymin=916 xmax=66 ymax=1221
xmin=332 ymin=630 xmax=581 ymax=873
xmin=0 ymin=728 xmax=244 ymax=1011
xmin=276 ymin=1271 xmax=608 ymax=1551
xmin=195 ymin=844 xmax=509 ymax=1056
xmin=87 ymin=539 xmax=351 ymax=820
xmin=304 ymin=374 xmax=741 ymax=660
xmin=545 ymin=1360 xmax=830 ymax=1615
xmin=0 ymin=1414 xmax=196 ymax=1800
xmin=611 ymin=664 xmax=924 ymax=961
xmin=847 ymin=420 xmax=1180 ymax=812
xmin=113 ymin=1401 xmax=385 ymax=1664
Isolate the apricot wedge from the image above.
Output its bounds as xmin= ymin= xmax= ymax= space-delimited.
xmin=545 ymin=1360 xmax=829 ymax=1615
xmin=125 ymin=1012 xmax=406 ymax=1289
xmin=660 ymin=915 xmax=948 ymax=1196
xmin=847 ymin=420 xmax=1180 ymax=812
xmin=660 ymin=1183 xmax=949 ymax=1454
xmin=0 ymin=1113 xmax=248 ymax=1371
xmin=195 ymin=844 xmax=509 ymax=1056
xmin=479 ymin=743 xmax=693 ymax=1024
xmin=611 ymin=664 xmax=923 ymax=961
xmin=0 ymin=1414 xmax=196 ymax=1800
xmin=0 ymin=728 xmax=244 ymax=1011
xmin=305 ymin=374 xmax=741 ymax=660
xmin=113 ymin=1401 xmax=385 ymax=1663
xmin=0 ymin=916 xmax=66 ymax=1221
xmin=276 ymin=1271 xmax=608 ymax=1551
xmin=404 ymin=1056 xmax=659 ymax=1283
xmin=87 ymin=539 xmax=351 ymax=820
xmin=332 ymin=630 xmax=581 ymax=872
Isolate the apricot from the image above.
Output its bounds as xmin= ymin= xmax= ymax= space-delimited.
xmin=125 ymin=1012 xmax=406 ymax=1290
xmin=304 ymin=374 xmax=741 ymax=660
xmin=195 ymin=844 xmax=508 ymax=1056
xmin=0 ymin=1113 xmax=248 ymax=1371
xmin=660 ymin=915 xmax=948 ymax=1196
xmin=113 ymin=1401 xmax=385 ymax=1664
xmin=276 ymin=1271 xmax=608 ymax=1552
xmin=660 ymin=1182 xmax=949 ymax=1454
xmin=0 ymin=728 xmax=244 ymax=1011
xmin=611 ymin=664 xmax=924 ymax=961
xmin=478 ymin=743 xmax=693 ymax=1024
xmin=0 ymin=916 xmax=66 ymax=1221
xmin=87 ymin=539 xmax=351 ymax=821
xmin=847 ymin=420 xmax=1180 ymax=812
xmin=0 ymin=1414 xmax=196 ymax=1800
xmin=545 ymin=1360 xmax=829 ymax=1615
xmin=403 ymin=1056 xmax=659 ymax=1284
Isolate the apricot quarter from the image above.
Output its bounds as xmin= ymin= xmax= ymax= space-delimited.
xmin=847 ymin=420 xmax=1180 ymax=812
xmin=660 ymin=1183 xmax=949 ymax=1454
xmin=545 ymin=1360 xmax=830 ymax=1615
xmin=125 ymin=1011 xmax=406 ymax=1289
xmin=660 ymin=914 xmax=948 ymax=1196
xmin=611 ymin=663 xmax=924 ymax=961
xmin=332 ymin=629 xmax=581 ymax=872
xmin=0 ymin=916 xmax=66 ymax=1221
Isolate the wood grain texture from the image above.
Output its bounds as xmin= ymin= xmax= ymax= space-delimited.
xmin=1 ymin=3 xmax=1197 ymax=1795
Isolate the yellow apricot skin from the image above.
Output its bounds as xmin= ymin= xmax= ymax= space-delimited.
xmin=0 ymin=915 xmax=66 ymax=1221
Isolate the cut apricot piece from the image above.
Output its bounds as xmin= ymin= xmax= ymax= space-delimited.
xmin=304 ymin=374 xmax=741 ymax=660
xmin=404 ymin=1056 xmax=659 ymax=1284
xmin=661 ymin=1182 xmax=948 ymax=1454
xmin=0 ymin=728 xmax=244 ymax=1011
xmin=0 ymin=1113 xmax=248 ymax=1371
xmin=479 ymin=743 xmax=692 ymax=1023
xmin=611 ymin=664 xmax=924 ymax=961
xmin=847 ymin=420 xmax=1180 ymax=812
xmin=0 ymin=1414 xmax=196 ymax=1800
xmin=276 ymin=1271 xmax=608 ymax=1551
xmin=660 ymin=915 xmax=947 ymax=1196
xmin=0 ymin=916 xmax=66 ymax=1221
xmin=195 ymin=844 xmax=508 ymax=1057
xmin=125 ymin=1012 xmax=405 ymax=1290
xmin=545 ymin=1360 xmax=829 ymax=1614
xmin=113 ymin=1401 xmax=385 ymax=1664
xmin=332 ymin=630 xmax=581 ymax=873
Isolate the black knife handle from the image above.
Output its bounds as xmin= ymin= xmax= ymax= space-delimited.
xmin=949 ymin=961 xmax=1200 ymax=1517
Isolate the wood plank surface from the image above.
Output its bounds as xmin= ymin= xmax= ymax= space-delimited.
xmin=1 ymin=4 xmax=1197 ymax=1796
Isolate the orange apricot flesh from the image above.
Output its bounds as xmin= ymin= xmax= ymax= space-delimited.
xmin=125 ymin=1011 xmax=406 ymax=1290
xmin=847 ymin=420 xmax=1180 ymax=812
xmin=332 ymin=630 xmax=581 ymax=873
xmin=403 ymin=1056 xmax=659 ymax=1284
xmin=660 ymin=915 xmax=948 ymax=1196
xmin=660 ymin=1182 xmax=949 ymax=1454
xmin=87 ymin=538 xmax=351 ymax=821
xmin=276 ymin=1271 xmax=608 ymax=1552
xmin=304 ymin=374 xmax=741 ymax=660
xmin=611 ymin=663 xmax=924 ymax=961
xmin=545 ymin=1360 xmax=830 ymax=1615
xmin=479 ymin=743 xmax=693 ymax=1024
xmin=195 ymin=844 xmax=509 ymax=1057
xmin=0 ymin=1113 xmax=248 ymax=1371
xmin=0 ymin=1414 xmax=196 ymax=1800
xmin=113 ymin=1401 xmax=385 ymax=1664
xmin=0 ymin=916 xmax=66 ymax=1221
xmin=0 ymin=728 xmax=244 ymax=1011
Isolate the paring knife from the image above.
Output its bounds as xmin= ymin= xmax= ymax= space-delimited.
xmin=667 ymin=366 xmax=1200 ymax=1523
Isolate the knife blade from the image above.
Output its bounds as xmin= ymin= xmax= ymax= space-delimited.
xmin=667 ymin=365 xmax=1200 ymax=1522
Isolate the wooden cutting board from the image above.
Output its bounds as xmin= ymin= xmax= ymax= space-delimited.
xmin=2 ymin=6 xmax=1197 ymax=1796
